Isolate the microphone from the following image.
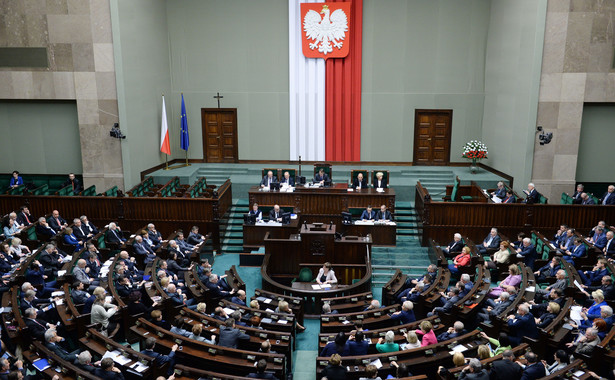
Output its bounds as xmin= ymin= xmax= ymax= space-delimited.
xmin=329 ymin=221 xmax=333 ymax=230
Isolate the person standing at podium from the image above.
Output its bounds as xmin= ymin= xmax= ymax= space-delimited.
xmin=249 ymin=203 xmax=262 ymax=221
xmin=268 ymin=205 xmax=282 ymax=222
xmin=353 ymin=173 xmax=367 ymax=190
xmin=314 ymin=168 xmax=330 ymax=186
xmin=260 ymin=170 xmax=277 ymax=188
xmin=360 ymin=206 xmax=376 ymax=221
xmin=316 ymin=262 xmax=338 ymax=285
xmin=376 ymin=205 xmax=393 ymax=221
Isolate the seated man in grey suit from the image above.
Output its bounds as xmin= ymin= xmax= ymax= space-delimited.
xmin=260 ymin=171 xmax=277 ymax=188
xmin=219 ymin=318 xmax=250 ymax=348
xmin=280 ymin=171 xmax=295 ymax=187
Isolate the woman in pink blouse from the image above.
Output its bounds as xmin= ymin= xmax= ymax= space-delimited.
xmin=488 ymin=264 xmax=522 ymax=298
xmin=415 ymin=320 xmax=437 ymax=346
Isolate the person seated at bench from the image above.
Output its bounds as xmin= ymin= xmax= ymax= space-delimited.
xmin=477 ymin=228 xmax=501 ymax=255
xmin=189 ymin=323 xmax=216 ymax=344
xmin=72 ymin=218 xmax=90 ymax=242
xmin=396 ymin=281 xmax=424 ymax=304
xmin=376 ymin=330 xmax=399 ymax=353
xmin=206 ymin=274 xmax=236 ymax=299
xmin=8 ymin=170 xmax=23 ymax=189
xmin=268 ymin=205 xmax=282 ymax=222
xmin=74 ymin=350 xmax=97 ymax=374
xmin=488 ymin=264 xmax=521 ymax=298
xmin=106 ymin=222 xmax=126 ymax=243
xmin=506 ymin=304 xmax=538 ymax=346
xmin=587 ymin=226 xmax=607 ymax=250
xmin=428 ymin=287 xmax=461 ymax=317
xmin=437 ymin=321 xmax=466 ymax=342
xmin=601 ymin=185 xmax=615 ymax=205
xmin=364 ymin=299 xmax=381 ymax=311
xmin=390 ymin=300 xmax=416 ymax=325
xmin=578 ymin=258 xmax=609 ymax=286
xmin=376 ymin=204 xmax=393 ymax=221
xmin=484 ymin=241 xmax=511 ymax=271
xmin=91 ymin=290 xmax=119 ymax=338
xmin=36 ymin=216 xmax=57 ymax=238
xmin=360 ymin=205 xmax=375 ymax=221
xmin=219 ymin=317 xmax=250 ymax=348
xmin=141 ymin=337 xmax=177 ymax=376
xmin=320 ymin=354 xmax=346 ymax=380
xmin=581 ymin=192 xmax=595 ymax=205
xmin=146 ymin=223 xmax=164 ymax=251
xmin=503 ymin=189 xmax=516 ymax=203
xmin=44 ymin=329 xmax=81 ymax=361
xmin=552 ymin=224 xmax=568 ymax=246
xmin=24 ymin=307 xmax=54 ymax=341
xmin=534 ymin=257 xmax=562 ymax=283
xmin=347 ymin=330 xmax=369 ymax=355
xmin=562 ymin=237 xmax=586 ymax=265
xmin=316 ymin=262 xmax=337 ymax=285
xmin=322 ymin=303 xmax=338 ymax=315
xmin=448 ymin=247 xmax=472 ymax=276
xmin=515 ymin=237 xmax=537 ymax=269
xmin=249 ymin=203 xmax=263 ymax=221
xmin=557 ymin=228 xmax=575 ymax=254
xmin=534 ymin=301 xmax=559 ymax=329
xmin=132 ymin=235 xmax=156 ymax=263
xmin=187 ymin=225 xmax=206 ymax=245
xmin=169 ymin=315 xmax=192 ymax=337
xmin=415 ymin=320 xmax=437 ymax=346
xmin=443 ymin=233 xmax=464 ymax=256
xmin=2 ymin=219 xmax=18 ymax=240
xmin=73 ymin=259 xmax=99 ymax=291
xmin=176 ymin=230 xmax=199 ymax=253
xmin=458 ymin=358 xmax=489 ymax=380
xmin=260 ymin=170 xmax=277 ymax=188
xmin=231 ymin=289 xmax=247 ymax=306
xmin=477 ymin=291 xmax=512 ymax=323
xmin=491 ymin=181 xmax=506 ymax=199
xmin=16 ymin=205 xmax=33 ymax=227
xmin=320 ymin=331 xmax=350 ymax=357
xmin=534 ymin=270 xmax=567 ymax=303
xmin=374 ymin=172 xmax=387 ymax=189
xmin=63 ymin=227 xmax=84 ymax=252
xmin=247 ymin=359 xmax=280 ymax=380
xmin=580 ymin=275 xmax=615 ymax=301
xmin=280 ymin=171 xmax=294 ymax=187
xmin=566 ymin=327 xmax=601 ymax=356
xmin=524 ymin=182 xmax=541 ymax=204
xmin=352 ymin=172 xmax=367 ymax=190
xmin=93 ymin=357 xmax=124 ymax=380
xmin=63 ymin=173 xmax=82 ymax=195
xmin=314 ymin=168 xmax=330 ymax=186
xmin=48 ymin=210 xmax=68 ymax=233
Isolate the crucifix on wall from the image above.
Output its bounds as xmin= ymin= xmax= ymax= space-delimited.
xmin=214 ymin=92 xmax=224 ymax=108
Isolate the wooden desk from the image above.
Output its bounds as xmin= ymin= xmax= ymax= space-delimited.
xmin=248 ymin=185 xmax=396 ymax=215
xmin=243 ymin=219 xmax=300 ymax=247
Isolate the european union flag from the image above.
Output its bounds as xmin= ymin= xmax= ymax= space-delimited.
xmin=180 ymin=93 xmax=189 ymax=151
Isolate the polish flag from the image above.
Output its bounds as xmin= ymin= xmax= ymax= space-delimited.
xmin=160 ymin=95 xmax=171 ymax=155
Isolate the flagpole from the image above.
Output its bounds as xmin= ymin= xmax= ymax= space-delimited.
xmin=181 ymin=92 xmax=190 ymax=167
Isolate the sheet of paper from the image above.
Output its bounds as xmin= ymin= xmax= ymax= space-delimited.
xmin=223 ymin=307 xmax=235 ymax=315
xmin=311 ymin=284 xmax=321 ymax=290
xmin=51 ymin=291 xmax=64 ymax=297
xmin=114 ymin=355 xmax=131 ymax=365
xmin=573 ymin=280 xmax=585 ymax=292
xmin=263 ymin=298 xmax=272 ymax=304
xmin=320 ymin=283 xmax=331 ymax=289
xmin=491 ymin=196 xmax=502 ymax=203
xmin=57 ymin=270 xmax=66 ymax=277
xmin=570 ymin=305 xmax=583 ymax=324
xmin=450 ymin=344 xmax=468 ymax=353
xmin=525 ymin=286 xmax=535 ymax=292
xmin=277 ymin=319 xmax=288 ymax=324
xmin=342 ymin=320 xmax=351 ymax=325
xmin=369 ymin=358 xmax=383 ymax=369
xmin=573 ymin=370 xmax=585 ymax=377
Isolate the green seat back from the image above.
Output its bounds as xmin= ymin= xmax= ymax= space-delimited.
xmin=539 ymin=195 xmax=547 ymax=204
xmin=279 ymin=169 xmax=296 ymax=179
xmin=450 ymin=178 xmax=459 ymax=202
xmin=82 ymin=185 xmax=96 ymax=196
xmin=26 ymin=226 xmax=37 ymax=241
xmin=262 ymin=168 xmax=279 ymax=179
xmin=104 ymin=186 xmax=118 ymax=197
xmin=298 ymin=267 xmax=313 ymax=282
xmin=314 ymin=166 xmax=332 ymax=180
xmin=561 ymin=192 xmax=570 ymax=205
xmin=32 ymin=184 xmax=49 ymax=195
xmin=531 ymin=233 xmax=537 ymax=246
xmin=97 ymin=233 xmax=106 ymax=249
xmin=348 ymin=207 xmax=364 ymax=217
xmin=351 ymin=170 xmax=369 ymax=184
xmin=372 ymin=171 xmax=389 ymax=187
xmin=8 ymin=185 xmax=25 ymax=195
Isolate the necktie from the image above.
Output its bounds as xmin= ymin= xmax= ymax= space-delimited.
xmin=79 ymin=227 xmax=84 ymax=235
xmin=56 ymin=218 xmax=61 ymax=227
xmin=33 ymin=319 xmax=45 ymax=329
xmin=358 ymin=181 xmax=361 ymax=189
xmin=24 ymin=213 xmax=30 ymax=224
xmin=72 ymin=181 xmax=75 ymax=191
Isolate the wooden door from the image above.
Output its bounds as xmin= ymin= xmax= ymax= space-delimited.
xmin=201 ymin=108 xmax=238 ymax=162
xmin=413 ymin=109 xmax=452 ymax=165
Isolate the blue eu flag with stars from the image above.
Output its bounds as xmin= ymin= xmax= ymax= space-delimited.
xmin=180 ymin=94 xmax=189 ymax=151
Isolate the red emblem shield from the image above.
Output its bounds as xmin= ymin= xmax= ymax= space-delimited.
xmin=301 ymin=2 xmax=351 ymax=59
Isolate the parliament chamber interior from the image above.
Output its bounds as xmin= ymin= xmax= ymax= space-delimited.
xmin=0 ymin=1 xmax=614 ymax=379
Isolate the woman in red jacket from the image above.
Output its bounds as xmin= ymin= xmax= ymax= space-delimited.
xmin=448 ymin=246 xmax=471 ymax=276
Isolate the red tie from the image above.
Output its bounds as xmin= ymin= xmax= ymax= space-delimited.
xmin=72 ymin=181 xmax=75 ymax=191
xmin=24 ymin=214 xmax=30 ymax=224
xmin=56 ymin=218 xmax=61 ymax=228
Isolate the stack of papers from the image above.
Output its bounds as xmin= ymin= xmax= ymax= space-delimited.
xmin=448 ymin=344 xmax=468 ymax=355
xmin=130 ymin=362 xmax=148 ymax=373
xmin=103 ymin=350 xmax=131 ymax=365
xmin=311 ymin=284 xmax=331 ymax=290
xmin=223 ymin=307 xmax=235 ymax=315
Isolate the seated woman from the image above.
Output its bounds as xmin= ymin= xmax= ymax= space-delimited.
xmin=572 ymin=290 xmax=607 ymax=330
xmin=402 ymin=331 xmax=421 ymax=350
xmin=63 ymin=227 xmax=83 ymax=252
xmin=320 ymin=331 xmax=350 ymax=357
xmin=2 ymin=219 xmax=18 ymax=240
xmin=593 ymin=318 xmax=608 ymax=340
xmin=9 ymin=237 xmax=30 ymax=259
xmin=376 ymin=330 xmax=399 ymax=353
xmin=189 ymin=323 xmax=216 ymax=344
xmin=479 ymin=331 xmax=511 ymax=357
xmin=484 ymin=241 xmax=511 ymax=270
xmin=535 ymin=302 xmax=560 ymax=329
xmin=374 ymin=171 xmax=387 ymax=189
xmin=90 ymin=291 xmax=120 ymax=338
xmin=316 ymin=262 xmax=337 ymax=285
xmin=9 ymin=170 xmax=23 ymax=189
xmin=275 ymin=300 xmax=305 ymax=331
xmin=448 ymin=247 xmax=471 ymax=277
xmin=544 ymin=350 xmax=569 ymax=375
xmin=476 ymin=344 xmax=491 ymax=360
xmin=488 ymin=264 xmax=522 ymax=298
xmin=415 ymin=320 xmax=437 ymax=346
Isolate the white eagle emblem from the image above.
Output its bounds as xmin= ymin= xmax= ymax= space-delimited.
xmin=303 ymin=5 xmax=348 ymax=55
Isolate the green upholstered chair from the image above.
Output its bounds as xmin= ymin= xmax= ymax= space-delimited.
xmin=81 ymin=185 xmax=96 ymax=196
xmin=298 ymin=267 xmax=313 ymax=282
xmin=539 ymin=194 xmax=548 ymax=204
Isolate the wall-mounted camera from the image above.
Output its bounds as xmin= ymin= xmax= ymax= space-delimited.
xmin=110 ymin=123 xmax=126 ymax=139
xmin=536 ymin=126 xmax=552 ymax=145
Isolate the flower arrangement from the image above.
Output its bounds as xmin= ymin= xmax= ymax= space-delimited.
xmin=462 ymin=140 xmax=488 ymax=160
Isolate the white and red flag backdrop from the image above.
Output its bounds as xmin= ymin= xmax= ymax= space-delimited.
xmin=289 ymin=0 xmax=362 ymax=162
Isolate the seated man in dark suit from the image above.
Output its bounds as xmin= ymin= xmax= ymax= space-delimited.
xmin=106 ymin=223 xmax=126 ymax=244
xmin=268 ymin=205 xmax=283 ymax=222
xmin=477 ymin=228 xmax=501 ymax=255
xmin=524 ymin=183 xmax=541 ymax=204
xmin=146 ymin=223 xmax=164 ymax=250
xmin=506 ymin=304 xmax=538 ymax=346
xmin=280 ymin=171 xmax=295 ymax=187
xmin=602 ymin=185 xmax=615 ymax=205
xmin=442 ymin=233 xmax=464 ymax=255
xmin=352 ymin=172 xmax=367 ymax=190
xmin=604 ymin=231 xmax=615 ymax=257
xmin=260 ymin=170 xmax=277 ymax=188
xmin=489 ymin=349 xmax=522 ymax=380
xmin=131 ymin=235 xmax=155 ymax=263
xmin=93 ymin=357 xmax=125 ymax=380
xmin=581 ymin=192 xmax=595 ymax=205
xmin=578 ymin=258 xmax=609 ymax=286
xmin=205 ymin=274 xmax=235 ymax=299
xmin=36 ymin=217 xmax=57 ymax=239
xmin=518 ymin=352 xmax=546 ymax=379
xmin=16 ymin=206 xmax=33 ymax=226
xmin=47 ymin=210 xmax=67 ymax=233
xmin=187 ymin=225 xmax=206 ymax=245
xmin=62 ymin=173 xmax=82 ymax=195
xmin=219 ymin=318 xmax=250 ymax=348
xmin=515 ymin=237 xmax=537 ymax=269
xmin=374 ymin=171 xmax=387 ymax=189
xmin=503 ymin=189 xmax=516 ymax=203
xmin=72 ymin=218 xmax=92 ymax=242
xmin=231 ymin=289 xmax=247 ymax=306
xmin=587 ymin=226 xmax=607 ymax=250
xmin=80 ymin=215 xmax=98 ymax=236
xmin=23 ymin=308 xmax=53 ymax=341
xmin=428 ymin=287 xmax=461 ymax=316
xmin=247 ymin=359 xmax=279 ymax=379
xmin=140 ymin=338 xmax=177 ymax=376
xmin=44 ymin=329 xmax=80 ymax=361
xmin=376 ymin=205 xmax=393 ymax=221
xmin=562 ymin=237 xmax=586 ymax=264
xmin=491 ymin=181 xmax=506 ymax=199
xmin=572 ymin=183 xmax=584 ymax=204
xmin=360 ymin=205 xmax=375 ymax=221
xmin=314 ymin=168 xmax=330 ymax=186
